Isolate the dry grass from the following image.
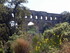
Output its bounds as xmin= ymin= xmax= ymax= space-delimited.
xmin=11 ymin=38 xmax=30 ymax=53
xmin=59 ymin=42 xmax=70 ymax=53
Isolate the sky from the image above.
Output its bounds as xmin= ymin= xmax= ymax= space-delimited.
xmin=23 ymin=0 xmax=70 ymax=14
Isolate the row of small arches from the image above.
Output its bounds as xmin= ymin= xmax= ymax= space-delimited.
xmin=25 ymin=15 xmax=57 ymax=20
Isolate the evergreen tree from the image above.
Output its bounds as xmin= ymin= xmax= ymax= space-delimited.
xmin=0 ymin=0 xmax=29 ymax=41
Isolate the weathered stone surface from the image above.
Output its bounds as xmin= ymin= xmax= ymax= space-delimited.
xmin=24 ymin=10 xmax=62 ymax=33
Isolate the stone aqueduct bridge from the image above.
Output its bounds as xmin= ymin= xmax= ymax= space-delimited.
xmin=24 ymin=10 xmax=62 ymax=33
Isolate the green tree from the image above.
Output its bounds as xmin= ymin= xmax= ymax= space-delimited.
xmin=0 ymin=0 xmax=29 ymax=41
xmin=61 ymin=11 xmax=70 ymax=23
xmin=0 ymin=0 xmax=29 ymax=53
xmin=0 ymin=1 xmax=31 ymax=53
xmin=43 ymin=22 xmax=70 ymax=47
xmin=0 ymin=4 xmax=10 ymax=41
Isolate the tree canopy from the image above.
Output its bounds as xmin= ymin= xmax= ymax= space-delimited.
xmin=0 ymin=0 xmax=29 ymax=41
xmin=43 ymin=22 xmax=70 ymax=40
xmin=61 ymin=11 xmax=70 ymax=23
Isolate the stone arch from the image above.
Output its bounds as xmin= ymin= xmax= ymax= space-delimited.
xmin=35 ymin=15 xmax=38 ymax=19
xmin=50 ymin=17 xmax=53 ymax=20
xmin=28 ymin=21 xmax=34 ymax=26
xmin=45 ymin=16 xmax=48 ymax=20
xmin=54 ymin=17 xmax=57 ymax=20
xmin=26 ymin=21 xmax=40 ymax=34
xmin=30 ymin=15 xmax=33 ymax=19
xmin=40 ymin=16 xmax=43 ymax=20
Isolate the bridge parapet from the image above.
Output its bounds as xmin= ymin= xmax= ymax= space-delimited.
xmin=24 ymin=10 xmax=62 ymax=22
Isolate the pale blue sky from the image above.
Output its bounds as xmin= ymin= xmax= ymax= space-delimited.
xmin=23 ymin=0 xmax=70 ymax=14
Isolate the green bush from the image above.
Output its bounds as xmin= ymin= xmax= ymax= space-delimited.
xmin=32 ymin=35 xmax=49 ymax=53
xmin=43 ymin=22 xmax=70 ymax=43
xmin=32 ymin=22 xmax=70 ymax=53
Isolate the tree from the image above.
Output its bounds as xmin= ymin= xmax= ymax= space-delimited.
xmin=0 ymin=0 xmax=30 ymax=53
xmin=43 ymin=22 xmax=70 ymax=47
xmin=0 ymin=0 xmax=29 ymax=41
xmin=43 ymin=22 xmax=70 ymax=39
xmin=61 ymin=11 xmax=70 ymax=23
xmin=0 ymin=4 xmax=10 ymax=41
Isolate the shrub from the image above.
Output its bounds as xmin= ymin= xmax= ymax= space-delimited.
xmin=59 ymin=42 xmax=70 ymax=53
xmin=43 ymin=22 xmax=70 ymax=48
xmin=11 ymin=38 xmax=30 ymax=53
xmin=32 ymin=34 xmax=50 ymax=53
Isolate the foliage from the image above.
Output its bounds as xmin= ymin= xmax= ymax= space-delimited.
xmin=32 ymin=34 xmax=60 ymax=53
xmin=1 ymin=0 xmax=70 ymax=53
xmin=32 ymin=34 xmax=49 ymax=53
xmin=0 ymin=0 xmax=30 ymax=41
xmin=27 ymin=26 xmax=38 ymax=34
xmin=43 ymin=22 xmax=70 ymax=49
xmin=32 ymin=22 xmax=70 ymax=53
xmin=11 ymin=38 xmax=30 ymax=53
xmin=59 ymin=42 xmax=70 ymax=53
xmin=8 ymin=31 xmax=34 ymax=53
xmin=0 ymin=41 xmax=4 ymax=53
xmin=0 ymin=4 xmax=10 ymax=41
xmin=0 ymin=23 xmax=9 ymax=41
xmin=0 ymin=0 xmax=30 ymax=53
xmin=43 ymin=22 xmax=70 ymax=41
xmin=0 ymin=22 xmax=70 ymax=53
xmin=61 ymin=11 xmax=70 ymax=23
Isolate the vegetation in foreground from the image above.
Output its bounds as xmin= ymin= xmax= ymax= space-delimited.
xmin=0 ymin=22 xmax=70 ymax=53
xmin=0 ymin=0 xmax=70 ymax=53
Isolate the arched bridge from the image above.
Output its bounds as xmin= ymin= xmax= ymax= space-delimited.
xmin=24 ymin=10 xmax=62 ymax=33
